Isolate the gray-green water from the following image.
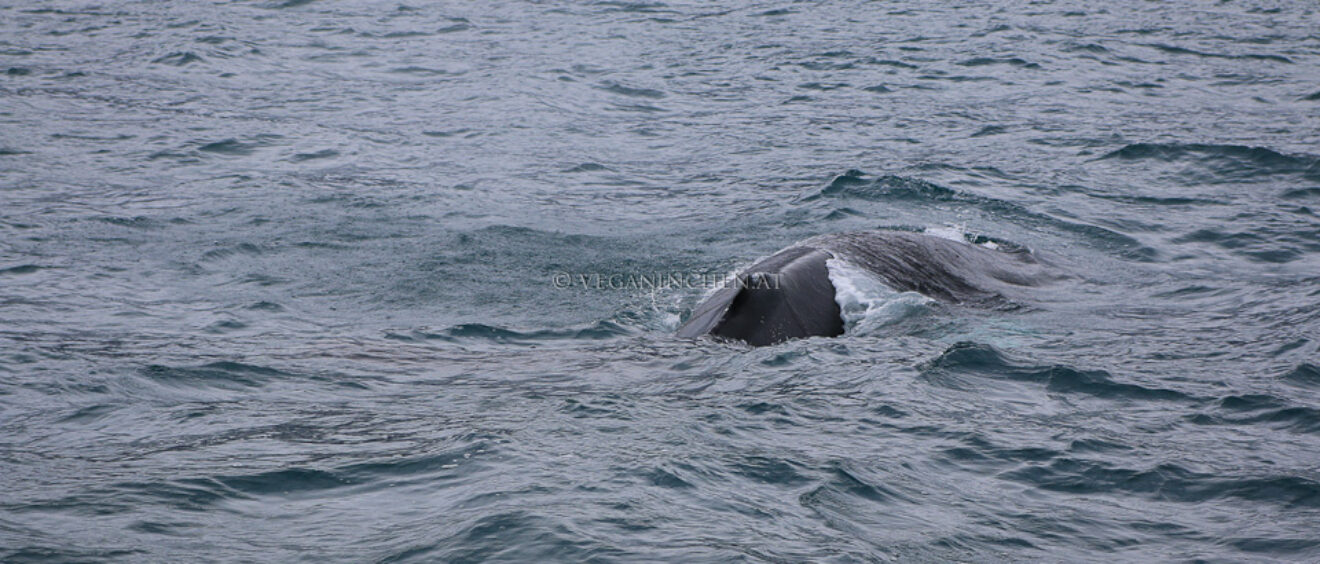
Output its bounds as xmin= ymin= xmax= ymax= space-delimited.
xmin=3 ymin=1 xmax=1320 ymax=561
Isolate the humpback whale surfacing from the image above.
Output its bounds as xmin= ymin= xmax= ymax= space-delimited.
xmin=676 ymin=230 xmax=1050 ymax=346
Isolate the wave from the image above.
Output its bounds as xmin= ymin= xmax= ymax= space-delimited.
xmin=1282 ymin=363 xmax=1320 ymax=387
xmin=1001 ymin=459 xmax=1320 ymax=509
xmin=920 ymin=342 xmax=1191 ymax=401
xmin=387 ymin=321 xmax=632 ymax=344
xmin=798 ymin=171 xmax=1158 ymax=260
xmin=1143 ymin=43 xmax=1293 ymax=64
xmin=1187 ymin=393 xmax=1320 ymax=434
xmin=140 ymin=361 xmax=290 ymax=390
xmin=1099 ymin=143 xmax=1320 ymax=182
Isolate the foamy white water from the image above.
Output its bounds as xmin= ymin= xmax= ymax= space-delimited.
xmin=826 ymin=256 xmax=933 ymax=336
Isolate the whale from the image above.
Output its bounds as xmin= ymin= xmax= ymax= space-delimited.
xmin=676 ymin=230 xmax=1051 ymax=346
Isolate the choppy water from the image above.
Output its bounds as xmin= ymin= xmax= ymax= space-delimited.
xmin=3 ymin=0 xmax=1320 ymax=561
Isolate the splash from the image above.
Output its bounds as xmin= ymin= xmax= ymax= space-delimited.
xmin=825 ymin=256 xmax=932 ymax=336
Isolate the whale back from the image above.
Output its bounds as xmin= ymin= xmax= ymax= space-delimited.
xmin=808 ymin=230 xmax=1043 ymax=308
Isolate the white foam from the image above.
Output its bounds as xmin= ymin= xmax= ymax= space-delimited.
xmin=658 ymin=311 xmax=681 ymax=331
xmin=923 ymin=224 xmax=968 ymax=243
xmin=924 ymin=224 xmax=1000 ymax=250
xmin=825 ymin=256 xmax=932 ymax=336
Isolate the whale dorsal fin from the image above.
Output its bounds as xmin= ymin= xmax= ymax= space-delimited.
xmin=677 ymin=247 xmax=843 ymax=346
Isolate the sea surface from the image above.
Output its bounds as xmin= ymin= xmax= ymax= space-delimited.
xmin=3 ymin=1 xmax=1320 ymax=561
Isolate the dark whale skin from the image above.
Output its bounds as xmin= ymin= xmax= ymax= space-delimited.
xmin=676 ymin=230 xmax=1050 ymax=346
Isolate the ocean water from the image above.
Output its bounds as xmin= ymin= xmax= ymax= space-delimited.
xmin=3 ymin=0 xmax=1320 ymax=561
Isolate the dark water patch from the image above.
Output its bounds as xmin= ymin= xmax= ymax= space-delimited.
xmin=291 ymin=148 xmax=339 ymax=161
xmin=642 ymin=466 xmax=693 ymax=489
xmin=958 ymin=57 xmax=1040 ymax=69
xmin=246 ymin=301 xmax=284 ymax=312
xmin=1002 ymin=460 xmax=1320 ymax=509
xmin=139 ymin=361 xmax=290 ymax=390
xmin=598 ymin=82 xmax=665 ymax=99
xmin=563 ymin=162 xmax=610 ymax=173
xmin=1187 ymin=394 xmax=1320 ymax=434
xmin=294 ymin=240 xmax=352 ymax=250
xmin=386 ymin=511 xmax=624 ymax=563
xmin=1114 ymin=80 xmax=1161 ymax=90
xmin=1083 ymin=192 xmax=1226 ymax=206
xmin=152 ymin=52 xmax=204 ymax=66
xmin=1149 ymin=285 xmax=1230 ymax=300
xmin=273 ymin=0 xmax=320 ymax=8
xmin=0 ymin=264 xmax=43 ymax=275
xmin=1 ymin=547 xmax=145 ymax=562
xmin=232 ymin=273 xmax=289 ymax=287
xmin=6 ymin=67 xmax=32 ymax=76
xmin=435 ymin=23 xmax=471 ymax=33
xmin=204 ymin=319 xmax=248 ymax=334
xmin=368 ymin=30 xmax=429 ymax=39
xmin=1227 ymin=536 xmax=1320 ymax=555
xmin=422 ymin=128 xmax=474 ymax=138
xmin=340 ymin=447 xmax=488 ymax=482
xmin=1171 ymin=228 xmax=1307 ymax=264
xmin=127 ymin=520 xmax=201 ymax=536
xmin=594 ymin=1 xmax=671 ymax=13
xmin=115 ymin=448 xmax=486 ymax=512
xmin=865 ymin=58 xmax=918 ymax=69
xmin=823 ymin=206 xmax=863 ymax=220
xmin=738 ymin=401 xmax=790 ymax=417
xmin=922 ymin=342 xmax=1190 ymax=401
xmin=389 ymin=66 xmax=453 ymax=76
xmin=1282 ymin=363 xmax=1320 ymax=388
xmin=1281 ymin=187 xmax=1320 ymax=200
xmin=1063 ymin=43 xmax=1109 ymax=54
xmin=800 ymin=462 xmax=907 ymax=507
xmin=51 ymin=132 xmax=136 ymax=141
xmin=54 ymin=403 xmax=117 ymax=424
xmin=800 ymin=60 xmax=855 ymax=71
xmin=92 ymin=215 xmax=164 ymax=229
xmin=610 ymin=103 xmax=666 ymax=113
xmin=1272 ymin=339 xmax=1311 ymax=357
xmin=731 ymin=455 xmax=811 ymax=486
xmin=861 ymin=84 xmax=892 ymax=93
xmin=394 ymin=321 xmax=631 ymax=344
xmin=200 ymin=242 xmax=265 ymax=262
xmin=1067 ymin=437 xmax=1134 ymax=454
xmin=970 ymin=24 xmax=1012 ymax=37
xmin=1143 ymin=43 xmax=1293 ymax=64
xmin=796 ymin=461 xmax=916 ymax=552
xmin=1304 ymin=91 xmax=1320 ymax=101
xmin=802 ymin=169 xmax=953 ymax=202
xmin=754 ymin=8 xmax=796 ymax=17
xmin=1099 ymin=143 xmax=1320 ymax=182
xmin=937 ymin=435 xmax=1060 ymax=473
xmin=797 ymin=82 xmax=848 ymax=91
xmin=971 ymin=125 xmax=1007 ymax=137
xmin=866 ymin=404 xmax=909 ymax=421
xmin=0 ymin=147 xmax=31 ymax=155
xmin=114 ymin=478 xmax=241 ymax=511
xmin=918 ymin=73 xmax=995 ymax=83
xmin=198 ymin=138 xmax=257 ymax=156
xmin=218 ymin=467 xmax=351 ymax=496
xmin=559 ymin=396 xmax=631 ymax=418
